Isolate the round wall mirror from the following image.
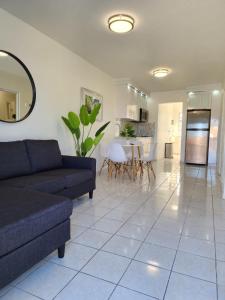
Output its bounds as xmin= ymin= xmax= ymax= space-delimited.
xmin=0 ymin=50 xmax=36 ymax=123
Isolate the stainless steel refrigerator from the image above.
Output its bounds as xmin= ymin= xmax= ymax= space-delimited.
xmin=185 ymin=109 xmax=211 ymax=165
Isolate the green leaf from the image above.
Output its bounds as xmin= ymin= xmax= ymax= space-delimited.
xmin=76 ymin=150 xmax=81 ymax=156
xmin=68 ymin=112 xmax=80 ymax=129
xmin=89 ymin=103 xmax=101 ymax=124
xmin=84 ymin=137 xmax=94 ymax=152
xmin=81 ymin=137 xmax=94 ymax=156
xmin=74 ymin=127 xmax=81 ymax=140
xmin=62 ymin=116 xmax=76 ymax=134
xmin=79 ymin=105 xmax=89 ymax=126
xmin=81 ymin=142 xmax=87 ymax=157
xmin=94 ymin=133 xmax=104 ymax=146
xmin=95 ymin=121 xmax=110 ymax=137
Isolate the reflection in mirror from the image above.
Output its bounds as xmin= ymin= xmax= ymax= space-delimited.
xmin=0 ymin=51 xmax=35 ymax=123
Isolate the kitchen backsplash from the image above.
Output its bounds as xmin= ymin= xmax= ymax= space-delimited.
xmin=120 ymin=119 xmax=155 ymax=137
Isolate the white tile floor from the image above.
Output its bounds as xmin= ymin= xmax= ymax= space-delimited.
xmin=1 ymin=159 xmax=225 ymax=300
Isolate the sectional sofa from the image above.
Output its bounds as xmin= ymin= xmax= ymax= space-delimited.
xmin=0 ymin=139 xmax=96 ymax=289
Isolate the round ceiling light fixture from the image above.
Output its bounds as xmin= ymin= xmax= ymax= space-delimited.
xmin=152 ymin=68 xmax=171 ymax=78
xmin=108 ymin=14 xmax=135 ymax=33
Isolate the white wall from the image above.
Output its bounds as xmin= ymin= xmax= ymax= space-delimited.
xmin=217 ymin=81 xmax=225 ymax=198
xmin=149 ymin=90 xmax=187 ymax=161
xmin=0 ymin=9 xmax=117 ymax=168
xmin=157 ymin=102 xmax=183 ymax=159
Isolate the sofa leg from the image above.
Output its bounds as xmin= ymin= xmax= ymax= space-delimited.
xmin=89 ymin=190 xmax=93 ymax=199
xmin=58 ymin=244 xmax=65 ymax=258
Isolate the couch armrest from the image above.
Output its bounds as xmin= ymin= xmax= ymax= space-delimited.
xmin=62 ymin=156 xmax=96 ymax=176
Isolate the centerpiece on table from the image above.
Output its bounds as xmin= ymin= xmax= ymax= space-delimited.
xmin=120 ymin=123 xmax=136 ymax=138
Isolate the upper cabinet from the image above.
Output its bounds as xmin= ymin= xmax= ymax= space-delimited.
xmin=114 ymin=79 xmax=148 ymax=121
xmin=188 ymin=92 xmax=211 ymax=109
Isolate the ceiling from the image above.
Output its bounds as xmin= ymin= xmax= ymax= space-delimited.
xmin=1 ymin=0 xmax=225 ymax=92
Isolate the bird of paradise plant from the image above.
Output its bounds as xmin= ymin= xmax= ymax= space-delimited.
xmin=62 ymin=103 xmax=110 ymax=157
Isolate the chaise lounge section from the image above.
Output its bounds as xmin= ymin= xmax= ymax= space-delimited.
xmin=0 ymin=139 xmax=96 ymax=289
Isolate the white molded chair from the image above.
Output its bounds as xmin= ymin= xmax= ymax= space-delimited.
xmin=107 ymin=143 xmax=131 ymax=179
xmin=141 ymin=143 xmax=156 ymax=181
xmin=99 ymin=142 xmax=110 ymax=175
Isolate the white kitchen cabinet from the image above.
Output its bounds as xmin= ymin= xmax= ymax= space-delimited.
xmin=188 ymin=92 xmax=211 ymax=109
xmin=114 ymin=80 xmax=148 ymax=120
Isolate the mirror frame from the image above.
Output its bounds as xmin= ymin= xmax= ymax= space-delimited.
xmin=0 ymin=50 xmax=36 ymax=123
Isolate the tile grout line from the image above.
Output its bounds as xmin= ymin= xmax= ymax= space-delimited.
xmin=51 ymin=167 xmax=172 ymax=299
xmin=8 ymin=179 xmax=135 ymax=300
xmin=69 ymin=181 xmax=140 ymax=241
xmin=2 ymin=163 xmax=181 ymax=300
xmin=210 ymin=167 xmax=219 ymax=300
xmin=162 ymin=167 xmax=201 ymax=300
xmin=106 ymin=166 xmax=184 ymax=300
xmin=8 ymin=285 xmax=45 ymax=300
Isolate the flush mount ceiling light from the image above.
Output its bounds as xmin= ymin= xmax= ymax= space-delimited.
xmin=212 ymin=90 xmax=220 ymax=95
xmin=108 ymin=14 xmax=134 ymax=33
xmin=152 ymin=68 xmax=171 ymax=78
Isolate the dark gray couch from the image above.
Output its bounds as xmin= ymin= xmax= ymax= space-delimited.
xmin=0 ymin=139 xmax=96 ymax=289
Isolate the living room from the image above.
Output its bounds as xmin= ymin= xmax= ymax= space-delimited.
xmin=1 ymin=1 xmax=225 ymax=300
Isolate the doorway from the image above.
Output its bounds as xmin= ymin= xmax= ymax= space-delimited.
xmin=157 ymin=102 xmax=183 ymax=160
xmin=0 ymin=89 xmax=20 ymax=121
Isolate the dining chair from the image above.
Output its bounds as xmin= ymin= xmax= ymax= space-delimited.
xmin=99 ymin=142 xmax=110 ymax=175
xmin=127 ymin=140 xmax=144 ymax=178
xmin=107 ymin=143 xmax=131 ymax=179
xmin=141 ymin=143 xmax=156 ymax=182
xmin=127 ymin=140 xmax=144 ymax=159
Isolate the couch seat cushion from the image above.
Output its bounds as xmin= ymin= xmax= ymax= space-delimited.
xmin=39 ymin=168 xmax=93 ymax=188
xmin=0 ymin=187 xmax=72 ymax=257
xmin=0 ymin=174 xmax=66 ymax=193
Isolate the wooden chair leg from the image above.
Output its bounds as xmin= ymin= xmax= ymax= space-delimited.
xmin=150 ymin=162 xmax=156 ymax=179
xmin=147 ymin=162 xmax=151 ymax=183
xmin=140 ymin=161 xmax=144 ymax=177
xmin=115 ymin=164 xmax=118 ymax=178
xmin=122 ymin=164 xmax=126 ymax=175
xmin=124 ymin=164 xmax=131 ymax=180
xmin=99 ymin=158 xmax=107 ymax=175
xmin=107 ymin=161 xmax=110 ymax=176
xmin=118 ymin=164 xmax=122 ymax=176
xmin=108 ymin=161 xmax=114 ymax=178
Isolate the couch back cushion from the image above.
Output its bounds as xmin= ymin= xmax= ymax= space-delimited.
xmin=25 ymin=139 xmax=63 ymax=172
xmin=0 ymin=141 xmax=32 ymax=179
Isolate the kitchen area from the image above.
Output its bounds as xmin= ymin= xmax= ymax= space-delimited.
xmin=111 ymin=80 xmax=222 ymax=167
xmin=113 ymin=79 xmax=155 ymax=157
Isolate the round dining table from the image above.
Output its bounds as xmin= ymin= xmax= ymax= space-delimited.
xmin=120 ymin=143 xmax=143 ymax=179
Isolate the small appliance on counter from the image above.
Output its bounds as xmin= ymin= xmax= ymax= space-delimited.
xmin=139 ymin=108 xmax=148 ymax=122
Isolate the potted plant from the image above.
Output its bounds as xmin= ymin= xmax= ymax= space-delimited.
xmin=120 ymin=123 xmax=136 ymax=138
xmin=62 ymin=103 xmax=110 ymax=157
